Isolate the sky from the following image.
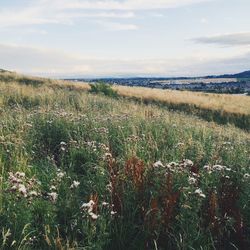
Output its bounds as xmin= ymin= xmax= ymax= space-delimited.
xmin=1 ymin=0 xmax=250 ymax=78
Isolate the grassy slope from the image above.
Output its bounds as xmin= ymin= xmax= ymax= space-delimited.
xmin=114 ymin=85 xmax=250 ymax=115
xmin=0 ymin=72 xmax=250 ymax=249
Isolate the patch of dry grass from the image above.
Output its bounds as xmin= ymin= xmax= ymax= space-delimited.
xmin=113 ymin=85 xmax=250 ymax=115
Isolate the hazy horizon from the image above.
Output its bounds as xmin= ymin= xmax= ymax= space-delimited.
xmin=1 ymin=0 xmax=250 ymax=78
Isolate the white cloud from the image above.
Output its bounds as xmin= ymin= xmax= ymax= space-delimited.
xmin=54 ymin=0 xmax=213 ymax=10
xmin=97 ymin=21 xmax=138 ymax=31
xmin=193 ymin=32 xmax=250 ymax=46
xmin=0 ymin=0 xmax=212 ymax=28
xmin=1 ymin=43 xmax=250 ymax=77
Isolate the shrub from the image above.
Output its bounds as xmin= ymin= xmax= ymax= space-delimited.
xmin=89 ymin=82 xmax=118 ymax=98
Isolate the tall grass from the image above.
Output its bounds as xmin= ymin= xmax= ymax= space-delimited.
xmin=0 ymin=74 xmax=250 ymax=249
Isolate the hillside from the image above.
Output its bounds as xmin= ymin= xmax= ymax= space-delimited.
xmin=207 ymin=70 xmax=250 ymax=79
xmin=232 ymin=70 xmax=250 ymax=78
xmin=1 ymin=70 xmax=250 ymax=130
xmin=0 ymin=72 xmax=250 ymax=249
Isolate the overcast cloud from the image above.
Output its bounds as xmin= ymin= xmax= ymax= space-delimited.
xmin=193 ymin=32 xmax=250 ymax=46
xmin=0 ymin=0 xmax=250 ymax=77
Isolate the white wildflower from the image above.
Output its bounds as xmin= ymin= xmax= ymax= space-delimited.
xmin=10 ymin=185 xmax=17 ymax=191
xmin=48 ymin=192 xmax=58 ymax=203
xmin=81 ymin=200 xmax=95 ymax=210
xmin=29 ymin=191 xmax=38 ymax=197
xmin=153 ymin=161 xmax=164 ymax=168
xmin=203 ymin=165 xmax=211 ymax=170
xmin=18 ymin=184 xmax=27 ymax=197
xmin=184 ymin=159 xmax=193 ymax=166
xmin=89 ymin=212 xmax=99 ymax=220
xmin=111 ymin=211 xmax=117 ymax=215
xmin=57 ymin=172 xmax=65 ymax=178
xmin=104 ymin=153 xmax=112 ymax=159
xmin=50 ymin=185 xmax=57 ymax=191
xmin=194 ymin=188 xmax=206 ymax=198
xmin=244 ymin=173 xmax=250 ymax=179
xmin=70 ymin=180 xmax=80 ymax=189
xmin=16 ymin=172 xmax=25 ymax=178
xmin=168 ymin=162 xmax=178 ymax=167
xmin=188 ymin=177 xmax=197 ymax=185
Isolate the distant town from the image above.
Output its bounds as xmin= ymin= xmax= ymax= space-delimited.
xmin=67 ymin=70 xmax=250 ymax=95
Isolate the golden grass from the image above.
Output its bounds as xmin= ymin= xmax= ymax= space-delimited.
xmin=1 ymin=71 xmax=249 ymax=116
xmin=113 ymin=85 xmax=250 ymax=115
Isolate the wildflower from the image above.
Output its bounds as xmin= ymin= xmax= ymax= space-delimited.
xmin=183 ymin=159 xmax=193 ymax=166
xmin=70 ymin=180 xmax=80 ymax=189
xmin=104 ymin=153 xmax=112 ymax=159
xmin=89 ymin=212 xmax=99 ymax=220
xmin=29 ymin=191 xmax=38 ymax=197
xmin=10 ymin=185 xmax=17 ymax=191
xmin=153 ymin=161 xmax=164 ymax=168
xmin=18 ymin=184 xmax=27 ymax=197
xmin=203 ymin=165 xmax=212 ymax=174
xmin=102 ymin=202 xmax=109 ymax=206
xmin=81 ymin=200 xmax=95 ymax=211
xmin=188 ymin=177 xmax=197 ymax=185
xmin=16 ymin=172 xmax=25 ymax=178
xmin=57 ymin=172 xmax=65 ymax=178
xmin=194 ymin=188 xmax=206 ymax=198
xmin=212 ymin=165 xmax=225 ymax=171
xmin=50 ymin=185 xmax=57 ymax=191
xmin=48 ymin=192 xmax=58 ymax=203
xmin=81 ymin=200 xmax=99 ymax=219
xmin=168 ymin=162 xmax=179 ymax=167
xmin=106 ymin=182 xmax=112 ymax=192
xmin=244 ymin=173 xmax=250 ymax=179
xmin=111 ymin=211 xmax=117 ymax=215
xmin=8 ymin=172 xmax=22 ymax=184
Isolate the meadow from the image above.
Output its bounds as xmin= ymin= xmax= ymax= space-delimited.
xmin=0 ymin=72 xmax=250 ymax=249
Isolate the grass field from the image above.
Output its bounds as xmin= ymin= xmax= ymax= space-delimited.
xmin=0 ymin=72 xmax=250 ymax=249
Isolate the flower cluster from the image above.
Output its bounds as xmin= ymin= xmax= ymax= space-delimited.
xmin=81 ymin=199 xmax=99 ymax=220
xmin=70 ymin=180 xmax=80 ymax=189
xmin=194 ymin=188 xmax=206 ymax=198
xmin=7 ymin=171 xmax=40 ymax=199
xmin=203 ymin=164 xmax=232 ymax=174
xmin=152 ymin=159 xmax=194 ymax=173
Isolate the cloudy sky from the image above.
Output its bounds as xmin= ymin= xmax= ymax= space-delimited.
xmin=1 ymin=0 xmax=250 ymax=77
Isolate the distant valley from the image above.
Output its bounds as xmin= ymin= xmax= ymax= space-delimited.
xmin=67 ymin=70 xmax=250 ymax=94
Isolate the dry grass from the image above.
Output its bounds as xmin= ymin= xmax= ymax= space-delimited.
xmin=113 ymin=85 xmax=250 ymax=115
xmin=1 ymin=72 xmax=250 ymax=249
xmin=1 ymin=71 xmax=249 ymax=116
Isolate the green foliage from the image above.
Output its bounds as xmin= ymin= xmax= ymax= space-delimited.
xmin=3 ymin=94 xmax=41 ymax=109
xmin=0 ymin=81 xmax=250 ymax=249
xmin=89 ymin=82 xmax=118 ymax=98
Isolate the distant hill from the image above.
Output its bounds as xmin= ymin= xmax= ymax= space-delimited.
xmin=231 ymin=70 xmax=250 ymax=78
xmin=206 ymin=70 xmax=250 ymax=79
